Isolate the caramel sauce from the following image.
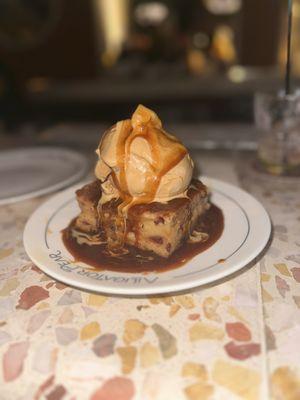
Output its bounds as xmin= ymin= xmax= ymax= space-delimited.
xmin=114 ymin=112 xmax=187 ymax=208
xmin=62 ymin=204 xmax=224 ymax=274
xmin=124 ymin=125 xmax=187 ymax=206
xmin=99 ymin=107 xmax=189 ymax=253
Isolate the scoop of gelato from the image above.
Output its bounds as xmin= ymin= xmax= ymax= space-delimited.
xmin=95 ymin=105 xmax=194 ymax=204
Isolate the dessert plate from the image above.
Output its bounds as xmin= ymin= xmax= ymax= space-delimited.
xmin=23 ymin=177 xmax=271 ymax=295
xmin=0 ymin=147 xmax=89 ymax=205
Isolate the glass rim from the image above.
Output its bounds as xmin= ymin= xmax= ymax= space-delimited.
xmin=255 ymin=89 xmax=300 ymax=103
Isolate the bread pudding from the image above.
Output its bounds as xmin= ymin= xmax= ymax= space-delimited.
xmin=63 ymin=105 xmax=223 ymax=271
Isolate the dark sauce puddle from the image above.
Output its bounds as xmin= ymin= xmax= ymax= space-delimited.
xmin=62 ymin=204 xmax=224 ymax=273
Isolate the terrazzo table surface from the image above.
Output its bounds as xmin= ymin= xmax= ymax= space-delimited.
xmin=0 ymin=150 xmax=300 ymax=400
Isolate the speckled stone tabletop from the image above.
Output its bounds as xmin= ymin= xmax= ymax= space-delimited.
xmin=0 ymin=150 xmax=299 ymax=400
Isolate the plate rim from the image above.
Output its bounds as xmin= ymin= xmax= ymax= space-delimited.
xmin=23 ymin=176 xmax=271 ymax=295
xmin=0 ymin=146 xmax=89 ymax=206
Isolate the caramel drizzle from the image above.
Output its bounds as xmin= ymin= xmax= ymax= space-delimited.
xmin=117 ymin=123 xmax=187 ymax=208
xmin=105 ymin=110 xmax=188 ymax=253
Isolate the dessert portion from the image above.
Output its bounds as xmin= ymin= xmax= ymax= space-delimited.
xmin=94 ymin=105 xmax=193 ymax=206
xmin=75 ymin=178 xmax=209 ymax=258
xmin=63 ymin=105 xmax=223 ymax=271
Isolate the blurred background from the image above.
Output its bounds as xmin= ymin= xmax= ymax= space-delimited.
xmin=0 ymin=0 xmax=296 ymax=143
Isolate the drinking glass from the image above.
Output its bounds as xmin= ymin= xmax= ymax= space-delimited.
xmin=254 ymin=91 xmax=300 ymax=175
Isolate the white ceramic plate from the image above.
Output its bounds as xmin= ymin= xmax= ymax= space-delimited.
xmin=0 ymin=147 xmax=89 ymax=205
xmin=23 ymin=177 xmax=271 ymax=295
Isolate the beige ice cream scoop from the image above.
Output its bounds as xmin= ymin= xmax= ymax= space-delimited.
xmin=95 ymin=105 xmax=194 ymax=204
